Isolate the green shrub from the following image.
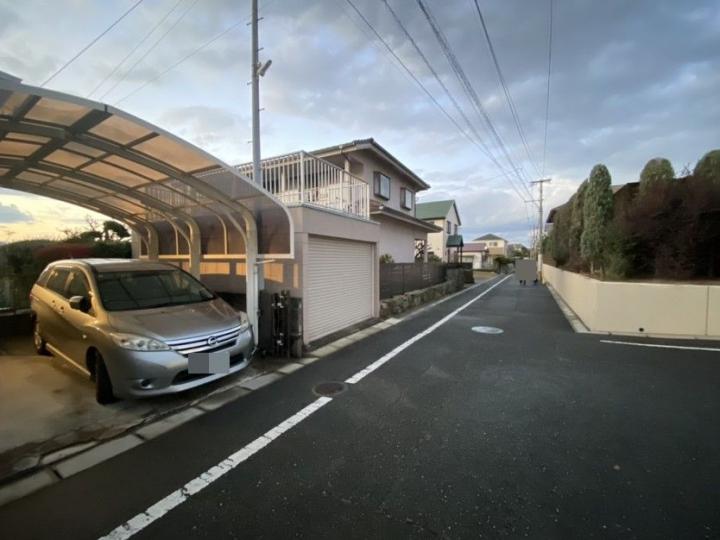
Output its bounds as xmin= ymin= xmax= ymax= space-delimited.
xmin=569 ymin=180 xmax=587 ymax=261
xmin=694 ymin=149 xmax=720 ymax=185
xmin=639 ymin=157 xmax=674 ymax=195
xmin=379 ymin=253 xmax=394 ymax=264
xmin=581 ymin=164 xmax=614 ymax=275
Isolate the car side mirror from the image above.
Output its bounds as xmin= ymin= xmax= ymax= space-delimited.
xmin=69 ymin=295 xmax=90 ymax=312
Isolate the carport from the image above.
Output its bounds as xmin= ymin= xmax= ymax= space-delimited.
xmin=0 ymin=71 xmax=293 ymax=342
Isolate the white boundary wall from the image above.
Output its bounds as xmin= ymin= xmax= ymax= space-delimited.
xmin=543 ymin=264 xmax=720 ymax=339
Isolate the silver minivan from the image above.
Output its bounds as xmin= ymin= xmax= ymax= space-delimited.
xmin=30 ymin=259 xmax=254 ymax=404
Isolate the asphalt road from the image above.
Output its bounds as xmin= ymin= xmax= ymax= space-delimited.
xmin=1 ymin=276 xmax=719 ymax=539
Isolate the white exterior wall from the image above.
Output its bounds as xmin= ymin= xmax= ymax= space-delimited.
xmin=543 ymin=264 xmax=720 ymax=339
xmin=425 ymin=205 xmax=460 ymax=262
xmin=374 ymin=216 xmax=418 ymax=263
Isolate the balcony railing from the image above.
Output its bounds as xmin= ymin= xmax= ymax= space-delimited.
xmin=236 ymin=151 xmax=369 ymax=220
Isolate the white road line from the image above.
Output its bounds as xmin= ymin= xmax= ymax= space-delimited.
xmin=600 ymin=339 xmax=720 ymax=352
xmin=100 ymin=275 xmax=511 ymax=539
xmin=99 ymin=397 xmax=332 ymax=540
xmin=345 ymin=274 xmax=513 ymax=384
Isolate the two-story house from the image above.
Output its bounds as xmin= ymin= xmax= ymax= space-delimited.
xmin=415 ymin=200 xmax=462 ymax=262
xmin=474 ymin=233 xmax=509 ymax=266
xmin=311 ymin=139 xmax=441 ymax=263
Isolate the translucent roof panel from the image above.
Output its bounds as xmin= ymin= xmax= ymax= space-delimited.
xmin=24 ymin=97 xmax=90 ymax=126
xmin=0 ymin=75 xmax=292 ymax=257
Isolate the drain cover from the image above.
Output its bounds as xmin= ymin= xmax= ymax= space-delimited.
xmin=313 ymin=381 xmax=348 ymax=397
xmin=471 ymin=326 xmax=504 ymax=334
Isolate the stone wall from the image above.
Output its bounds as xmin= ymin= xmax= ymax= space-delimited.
xmin=380 ymin=268 xmax=465 ymax=318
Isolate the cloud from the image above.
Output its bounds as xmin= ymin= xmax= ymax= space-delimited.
xmin=0 ymin=0 xmax=718 ymax=244
xmin=0 ymin=202 xmax=32 ymax=224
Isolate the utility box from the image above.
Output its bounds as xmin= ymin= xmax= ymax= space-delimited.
xmin=515 ymin=259 xmax=538 ymax=284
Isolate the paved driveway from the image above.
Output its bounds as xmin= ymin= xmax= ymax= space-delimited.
xmin=1 ymin=277 xmax=719 ymax=539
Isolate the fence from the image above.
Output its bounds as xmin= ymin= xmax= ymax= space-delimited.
xmin=380 ymin=262 xmax=446 ymax=299
xmin=236 ymin=151 xmax=370 ymax=220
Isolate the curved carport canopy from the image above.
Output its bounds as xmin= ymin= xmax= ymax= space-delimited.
xmin=0 ymin=72 xmax=293 ymax=341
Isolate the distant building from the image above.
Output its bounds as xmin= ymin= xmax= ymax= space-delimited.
xmin=416 ymin=200 xmax=462 ymax=262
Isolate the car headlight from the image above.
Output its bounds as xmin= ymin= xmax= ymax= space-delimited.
xmin=110 ymin=332 xmax=169 ymax=351
xmin=238 ymin=311 xmax=250 ymax=331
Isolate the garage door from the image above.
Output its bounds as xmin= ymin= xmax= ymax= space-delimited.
xmin=305 ymin=236 xmax=374 ymax=342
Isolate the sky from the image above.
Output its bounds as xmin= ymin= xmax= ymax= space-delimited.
xmin=0 ymin=0 xmax=718 ymax=245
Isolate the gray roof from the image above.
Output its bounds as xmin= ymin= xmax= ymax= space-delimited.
xmin=474 ymin=233 xmax=504 ymax=241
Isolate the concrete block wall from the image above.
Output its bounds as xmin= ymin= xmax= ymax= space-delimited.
xmin=543 ymin=264 xmax=720 ymax=339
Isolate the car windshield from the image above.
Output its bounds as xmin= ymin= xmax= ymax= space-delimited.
xmin=95 ymin=269 xmax=216 ymax=311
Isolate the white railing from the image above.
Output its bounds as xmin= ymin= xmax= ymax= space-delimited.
xmin=236 ymin=151 xmax=369 ymax=220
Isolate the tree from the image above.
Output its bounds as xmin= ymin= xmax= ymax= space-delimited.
xmin=581 ymin=164 xmax=614 ymax=275
xmin=694 ymin=149 xmax=720 ymax=185
xmin=568 ymin=180 xmax=587 ymax=262
xmin=639 ymin=157 xmax=674 ymax=195
xmin=102 ymin=220 xmax=130 ymax=241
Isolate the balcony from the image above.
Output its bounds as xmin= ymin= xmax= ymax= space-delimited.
xmin=236 ymin=151 xmax=369 ymax=220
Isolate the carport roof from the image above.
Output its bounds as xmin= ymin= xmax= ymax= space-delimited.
xmin=0 ymin=71 xmax=292 ymax=256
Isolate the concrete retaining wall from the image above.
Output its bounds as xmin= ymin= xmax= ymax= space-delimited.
xmin=543 ymin=264 xmax=720 ymax=339
xmin=380 ymin=268 xmax=465 ymax=318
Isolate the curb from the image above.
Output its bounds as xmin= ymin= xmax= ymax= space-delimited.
xmin=545 ymin=283 xmax=590 ymax=333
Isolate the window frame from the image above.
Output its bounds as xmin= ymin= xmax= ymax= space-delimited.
xmin=446 ymin=220 xmax=452 ymax=234
xmin=373 ymin=172 xmax=391 ymax=200
xmin=400 ymin=187 xmax=414 ymax=210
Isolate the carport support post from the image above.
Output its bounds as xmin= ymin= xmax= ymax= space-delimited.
xmin=244 ymin=218 xmax=260 ymax=346
xmin=187 ymin=219 xmax=202 ymax=278
xmin=146 ymin=224 xmax=159 ymax=260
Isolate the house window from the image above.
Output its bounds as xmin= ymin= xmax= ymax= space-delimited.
xmin=400 ymin=187 xmax=413 ymax=210
xmin=373 ymin=172 xmax=390 ymax=200
xmin=446 ymin=220 xmax=451 ymax=233
xmin=453 ymin=223 xmax=457 ymax=235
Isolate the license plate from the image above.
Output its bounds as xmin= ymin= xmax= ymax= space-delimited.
xmin=188 ymin=350 xmax=230 ymax=374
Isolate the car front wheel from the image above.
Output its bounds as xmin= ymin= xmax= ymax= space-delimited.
xmin=33 ymin=320 xmax=49 ymax=355
xmin=93 ymin=352 xmax=117 ymax=405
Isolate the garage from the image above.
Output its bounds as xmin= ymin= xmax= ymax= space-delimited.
xmin=304 ymin=235 xmax=375 ymax=343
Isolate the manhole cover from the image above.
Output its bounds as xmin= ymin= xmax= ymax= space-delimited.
xmin=471 ymin=326 xmax=504 ymax=334
xmin=313 ymin=381 xmax=348 ymax=397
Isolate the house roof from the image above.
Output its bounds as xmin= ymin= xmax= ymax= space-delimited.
xmin=474 ymin=233 xmax=504 ymax=241
xmin=446 ymin=234 xmax=464 ymax=248
xmin=464 ymin=242 xmax=488 ymax=253
xmin=310 ymin=138 xmax=430 ymax=191
xmin=415 ymin=200 xmax=460 ymax=223
xmin=370 ymin=201 xmax=442 ymax=233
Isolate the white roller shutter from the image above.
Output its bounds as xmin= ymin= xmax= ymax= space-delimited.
xmin=305 ymin=236 xmax=374 ymax=342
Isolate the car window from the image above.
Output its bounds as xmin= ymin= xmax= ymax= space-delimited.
xmin=45 ymin=268 xmax=71 ymax=297
xmin=96 ymin=269 xmax=215 ymax=311
xmin=36 ymin=268 xmax=53 ymax=287
xmin=67 ymin=270 xmax=90 ymax=298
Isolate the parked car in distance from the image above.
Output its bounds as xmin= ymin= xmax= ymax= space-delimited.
xmin=30 ymin=259 xmax=254 ymax=404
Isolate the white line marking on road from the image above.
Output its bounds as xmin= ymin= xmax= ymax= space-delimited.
xmin=99 ymin=396 xmax=332 ymax=540
xmin=345 ymin=274 xmax=513 ymax=384
xmin=600 ymin=340 xmax=720 ymax=352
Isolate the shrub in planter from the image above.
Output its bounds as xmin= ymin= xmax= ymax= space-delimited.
xmin=694 ymin=149 xmax=720 ymax=185
xmin=639 ymin=157 xmax=674 ymax=195
xmin=581 ymin=164 xmax=614 ymax=275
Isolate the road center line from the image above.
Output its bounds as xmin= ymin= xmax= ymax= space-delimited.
xmin=99 ymin=396 xmax=333 ymax=540
xmin=345 ymin=274 xmax=513 ymax=384
xmin=600 ymin=339 xmax=720 ymax=352
xmin=100 ymin=274 xmax=511 ymax=539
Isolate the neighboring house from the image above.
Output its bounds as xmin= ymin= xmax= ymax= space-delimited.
xmin=461 ymin=242 xmax=489 ymax=269
xmin=473 ymin=234 xmax=509 ymax=267
xmin=416 ymin=200 xmax=462 ymax=262
xmin=308 ymin=139 xmax=441 ymax=263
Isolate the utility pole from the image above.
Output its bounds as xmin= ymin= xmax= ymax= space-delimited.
xmin=530 ymin=178 xmax=551 ymax=275
xmin=250 ymin=0 xmax=261 ymax=185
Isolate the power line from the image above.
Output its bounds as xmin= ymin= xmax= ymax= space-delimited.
xmin=472 ymin=0 xmax=541 ymax=178
xmin=41 ymin=0 xmax=145 ymax=87
xmin=343 ymin=0 xmax=500 ymax=174
xmin=87 ymin=0 xmax=185 ymax=99
xmin=542 ymin=0 xmax=554 ymax=176
xmin=113 ymin=17 xmax=245 ymax=105
xmin=101 ymin=0 xmax=199 ymax=102
xmin=415 ymin=0 xmax=535 ymax=203
xmin=380 ymin=0 xmax=528 ymax=202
